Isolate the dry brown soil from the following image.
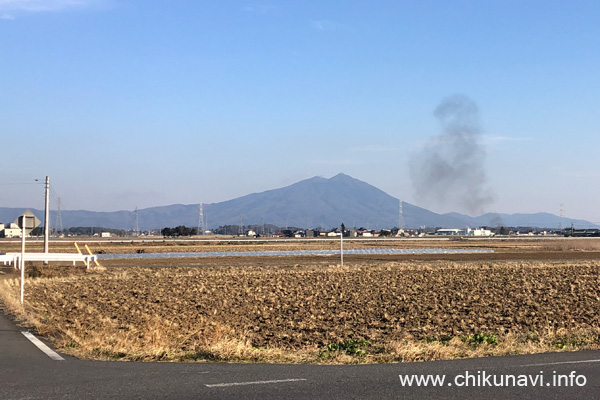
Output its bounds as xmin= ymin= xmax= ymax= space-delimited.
xmin=1 ymin=237 xmax=599 ymax=363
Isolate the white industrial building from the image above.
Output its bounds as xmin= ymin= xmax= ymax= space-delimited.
xmin=436 ymin=228 xmax=465 ymax=235
xmin=0 ymin=223 xmax=24 ymax=238
xmin=435 ymin=228 xmax=494 ymax=237
xmin=467 ymin=228 xmax=494 ymax=237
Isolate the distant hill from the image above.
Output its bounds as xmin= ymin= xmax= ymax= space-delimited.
xmin=0 ymin=174 xmax=596 ymax=230
xmin=442 ymin=211 xmax=590 ymax=230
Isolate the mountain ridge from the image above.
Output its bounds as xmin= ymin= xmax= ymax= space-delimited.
xmin=0 ymin=174 xmax=596 ymax=230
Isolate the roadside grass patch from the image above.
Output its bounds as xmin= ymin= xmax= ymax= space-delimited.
xmin=426 ymin=335 xmax=453 ymax=344
xmin=462 ymin=333 xmax=498 ymax=346
xmin=91 ymin=348 xmax=127 ymax=360
xmin=551 ymin=335 xmax=590 ymax=349
xmin=321 ymin=339 xmax=371 ymax=357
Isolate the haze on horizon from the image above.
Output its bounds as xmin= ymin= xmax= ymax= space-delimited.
xmin=1 ymin=1 xmax=599 ymax=224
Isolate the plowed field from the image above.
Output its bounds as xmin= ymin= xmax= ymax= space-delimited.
xmin=1 ymin=238 xmax=599 ymax=363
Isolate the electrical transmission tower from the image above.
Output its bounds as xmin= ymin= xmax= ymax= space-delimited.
xmin=559 ymin=203 xmax=565 ymax=231
xmin=398 ymin=199 xmax=405 ymax=230
xmin=134 ymin=206 xmax=140 ymax=236
xmin=198 ymin=203 xmax=205 ymax=235
xmin=55 ymin=196 xmax=63 ymax=236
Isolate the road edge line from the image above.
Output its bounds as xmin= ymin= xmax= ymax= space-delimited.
xmin=21 ymin=331 xmax=65 ymax=361
xmin=206 ymin=378 xmax=307 ymax=388
xmin=518 ymin=359 xmax=600 ymax=367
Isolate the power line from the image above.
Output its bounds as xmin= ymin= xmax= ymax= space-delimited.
xmin=0 ymin=182 xmax=44 ymax=186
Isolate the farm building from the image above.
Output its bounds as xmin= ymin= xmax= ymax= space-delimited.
xmin=436 ymin=228 xmax=465 ymax=235
xmin=468 ymin=228 xmax=494 ymax=237
xmin=0 ymin=222 xmax=23 ymax=238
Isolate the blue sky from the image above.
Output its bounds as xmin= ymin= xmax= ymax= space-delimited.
xmin=1 ymin=1 xmax=599 ymax=224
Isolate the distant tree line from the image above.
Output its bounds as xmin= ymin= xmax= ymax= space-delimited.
xmin=30 ymin=226 xmax=44 ymax=236
xmin=213 ymin=224 xmax=289 ymax=236
xmin=30 ymin=226 xmax=127 ymax=236
xmin=66 ymin=227 xmax=127 ymax=236
xmin=161 ymin=226 xmax=198 ymax=237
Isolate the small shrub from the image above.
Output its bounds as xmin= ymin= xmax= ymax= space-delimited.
xmin=427 ymin=335 xmax=453 ymax=344
xmin=92 ymin=348 xmax=127 ymax=359
xmin=552 ymin=336 xmax=587 ymax=349
xmin=463 ymin=333 xmax=498 ymax=346
xmin=324 ymin=339 xmax=371 ymax=356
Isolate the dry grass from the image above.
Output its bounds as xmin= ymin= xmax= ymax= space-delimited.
xmin=542 ymin=238 xmax=600 ymax=252
xmin=3 ymin=236 xmax=586 ymax=255
xmin=1 ymin=260 xmax=599 ymax=364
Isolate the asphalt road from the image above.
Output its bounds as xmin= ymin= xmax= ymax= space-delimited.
xmin=1 ymin=311 xmax=599 ymax=399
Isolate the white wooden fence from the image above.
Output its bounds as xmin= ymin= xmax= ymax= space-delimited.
xmin=0 ymin=253 xmax=98 ymax=269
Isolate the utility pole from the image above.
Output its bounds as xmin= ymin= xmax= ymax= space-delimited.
xmin=21 ymin=224 xmax=25 ymax=303
xmin=18 ymin=211 xmax=41 ymax=304
xmin=340 ymin=222 xmax=345 ymax=266
xmin=44 ymin=176 xmax=50 ymax=256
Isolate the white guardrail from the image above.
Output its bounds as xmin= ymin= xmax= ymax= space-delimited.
xmin=0 ymin=253 xmax=97 ymax=269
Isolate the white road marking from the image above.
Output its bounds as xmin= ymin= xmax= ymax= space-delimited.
xmin=206 ymin=378 xmax=307 ymax=388
xmin=21 ymin=331 xmax=65 ymax=361
xmin=518 ymin=359 xmax=600 ymax=367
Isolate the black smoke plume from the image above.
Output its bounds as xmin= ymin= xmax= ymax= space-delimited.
xmin=409 ymin=94 xmax=493 ymax=215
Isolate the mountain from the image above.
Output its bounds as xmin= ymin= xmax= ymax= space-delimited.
xmin=202 ymin=173 xmax=471 ymax=229
xmin=1 ymin=174 xmax=597 ymax=230
xmin=444 ymin=212 xmax=588 ymax=230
